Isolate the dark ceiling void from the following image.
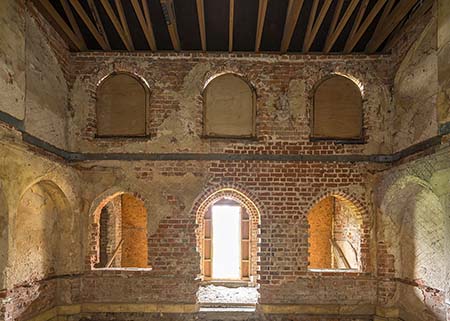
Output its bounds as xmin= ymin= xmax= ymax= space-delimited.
xmin=35 ymin=0 xmax=432 ymax=54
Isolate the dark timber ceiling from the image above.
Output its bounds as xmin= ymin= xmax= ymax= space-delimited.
xmin=35 ymin=0 xmax=432 ymax=54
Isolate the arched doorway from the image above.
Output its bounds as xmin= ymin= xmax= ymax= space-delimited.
xmin=195 ymin=188 xmax=260 ymax=308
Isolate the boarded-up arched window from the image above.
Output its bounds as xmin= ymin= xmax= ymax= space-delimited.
xmin=312 ymin=75 xmax=363 ymax=140
xmin=96 ymin=73 xmax=148 ymax=137
xmin=203 ymin=74 xmax=255 ymax=138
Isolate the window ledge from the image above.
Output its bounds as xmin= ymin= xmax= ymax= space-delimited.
xmin=201 ymin=280 xmax=256 ymax=288
xmin=307 ymin=268 xmax=370 ymax=276
xmin=91 ymin=267 xmax=153 ymax=272
xmin=309 ymin=136 xmax=365 ymax=144
xmin=94 ymin=135 xmax=152 ymax=141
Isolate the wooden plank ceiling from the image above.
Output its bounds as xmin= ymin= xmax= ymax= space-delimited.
xmin=35 ymin=0 xmax=432 ymax=54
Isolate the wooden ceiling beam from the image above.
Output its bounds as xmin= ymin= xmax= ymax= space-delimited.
xmin=115 ymin=0 xmax=134 ymax=50
xmin=303 ymin=0 xmax=319 ymax=52
xmin=325 ymin=0 xmax=344 ymax=47
xmin=196 ymin=0 xmax=207 ymax=51
xmin=99 ymin=0 xmax=134 ymax=51
xmin=303 ymin=0 xmax=332 ymax=52
xmin=59 ymin=0 xmax=87 ymax=50
xmin=255 ymin=0 xmax=268 ymax=52
xmin=69 ymin=0 xmax=110 ymax=50
xmin=384 ymin=0 xmax=433 ymax=51
xmin=131 ymin=0 xmax=157 ymax=51
xmin=229 ymin=0 xmax=235 ymax=52
xmin=37 ymin=0 xmax=85 ymax=51
xmin=344 ymin=0 xmax=387 ymax=53
xmin=160 ymin=0 xmax=181 ymax=51
xmin=87 ymin=0 xmax=111 ymax=49
xmin=280 ymin=0 xmax=305 ymax=53
xmin=366 ymin=0 xmax=419 ymax=53
xmin=372 ymin=0 xmax=395 ymax=36
xmin=346 ymin=0 xmax=369 ymax=46
xmin=323 ymin=0 xmax=359 ymax=53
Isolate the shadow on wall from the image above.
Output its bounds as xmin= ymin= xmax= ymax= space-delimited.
xmin=380 ymin=177 xmax=446 ymax=321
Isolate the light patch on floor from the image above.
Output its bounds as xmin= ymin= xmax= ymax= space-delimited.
xmin=197 ymin=285 xmax=259 ymax=306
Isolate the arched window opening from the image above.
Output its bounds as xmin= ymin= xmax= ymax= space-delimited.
xmin=203 ymin=74 xmax=256 ymax=138
xmin=94 ymin=193 xmax=149 ymax=269
xmin=312 ymin=75 xmax=363 ymax=140
xmin=196 ymin=189 xmax=260 ymax=309
xmin=308 ymin=195 xmax=361 ymax=271
xmin=96 ymin=73 xmax=149 ymax=137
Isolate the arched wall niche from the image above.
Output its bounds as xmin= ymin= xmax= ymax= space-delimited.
xmin=0 ymin=181 xmax=8 ymax=290
xmin=202 ymin=73 xmax=256 ymax=138
xmin=306 ymin=192 xmax=365 ymax=271
xmin=88 ymin=188 xmax=149 ymax=270
xmin=11 ymin=180 xmax=74 ymax=286
xmin=96 ymin=72 xmax=150 ymax=138
xmin=379 ymin=175 xmax=446 ymax=321
xmin=194 ymin=187 xmax=261 ymax=282
xmin=312 ymin=74 xmax=364 ymax=140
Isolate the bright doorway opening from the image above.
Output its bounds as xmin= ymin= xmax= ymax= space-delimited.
xmin=212 ymin=204 xmax=241 ymax=279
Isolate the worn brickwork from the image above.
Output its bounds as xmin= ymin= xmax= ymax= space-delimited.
xmin=0 ymin=0 xmax=448 ymax=321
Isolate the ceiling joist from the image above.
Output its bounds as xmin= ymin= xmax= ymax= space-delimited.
xmin=323 ymin=0 xmax=359 ymax=53
xmin=255 ymin=0 xmax=268 ymax=52
xmin=59 ymin=0 xmax=86 ymax=50
xmin=384 ymin=0 xmax=434 ymax=51
xmin=344 ymin=0 xmax=387 ymax=53
xmin=303 ymin=0 xmax=333 ymax=52
xmin=196 ymin=0 xmax=206 ymax=51
xmin=366 ymin=0 xmax=422 ymax=52
xmin=37 ymin=0 xmax=85 ymax=51
xmin=99 ymin=0 xmax=134 ymax=51
xmin=69 ymin=0 xmax=110 ymax=50
xmin=229 ymin=0 xmax=235 ymax=52
xmin=280 ymin=0 xmax=305 ymax=53
xmin=160 ymin=0 xmax=181 ymax=51
xmin=130 ymin=0 xmax=157 ymax=51
xmin=87 ymin=0 xmax=111 ymax=50
xmin=36 ymin=0 xmax=425 ymax=54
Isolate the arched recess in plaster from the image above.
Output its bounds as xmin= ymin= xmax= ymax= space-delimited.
xmin=306 ymin=191 xmax=366 ymax=271
xmin=380 ymin=175 xmax=445 ymax=321
xmin=194 ymin=187 xmax=261 ymax=282
xmin=11 ymin=180 xmax=74 ymax=286
xmin=0 ymin=181 xmax=8 ymax=290
xmin=88 ymin=188 xmax=150 ymax=269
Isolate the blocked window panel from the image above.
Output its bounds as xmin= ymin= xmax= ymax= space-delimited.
xmin=203 ymin=74 xmax=255 ymax=138
xmin=96 ymin=73 xmax=148 ymax=137
xmin=312 ymin=75 xmax=363 ymax=140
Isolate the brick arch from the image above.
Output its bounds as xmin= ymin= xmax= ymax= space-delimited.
xmin=87 ymin=187 xmax=148 ymax=269
xmin=193 ymin=185 xmax=261 ymax=281
xmin=306 ymin=189 xmax=367 ymax=222
xmin=201 ymin=66 xmax=258 ymax=94
xmin=306 ymin=189 xmax=369 ymax=271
